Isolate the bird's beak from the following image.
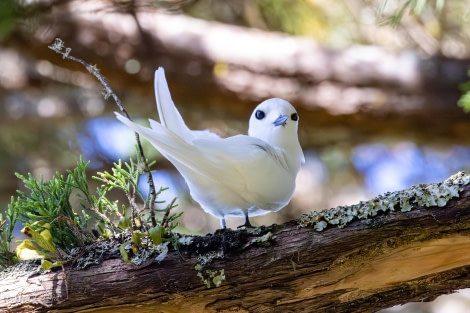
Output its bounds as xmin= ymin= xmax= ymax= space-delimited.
xmin=273 ymin=114 xmax=289 ymax=127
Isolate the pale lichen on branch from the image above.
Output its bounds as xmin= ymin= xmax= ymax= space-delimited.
xmin=299 ymin=171 xmax=470 ymax=231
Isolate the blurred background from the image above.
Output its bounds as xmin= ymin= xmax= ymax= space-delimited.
xmin=2 ymin=0 xmax=470 ymax=311
xmin=1 ymin=0 xmax=470 ymax=231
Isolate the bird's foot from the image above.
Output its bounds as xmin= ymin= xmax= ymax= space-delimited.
xmin=219 ymin=217 xmax=227 ymax=230
xmin=237 ymin=214 xmax=254 ymax=229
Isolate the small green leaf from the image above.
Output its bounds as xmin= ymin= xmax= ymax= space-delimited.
xmin=21 ymin=226 xmax=57 ymax=253
xmin=120 ymin=242 xmax=130 ymax=263
xmin=132 ymin=231 xmax=145 ymax=246
xmin=148 ymin=226 xmax=164 ymax=246
xmin=16 ymin=240 xmax=47 ymax=260
xmin=118 ymin=216 xmax=131 ymax=230
xmin=41 ymin=259 xmax=66 ymax=270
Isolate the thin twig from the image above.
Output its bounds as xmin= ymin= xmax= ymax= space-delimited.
xmin=88 ymin=206 xmax=118 ymax=231
xmin=161 ymin=197 xmax=177 ymax=229
xmin=48 ymin=38 xmax=158 ymax=227
xmin=53 ymin=215 xmax=86 ymax=249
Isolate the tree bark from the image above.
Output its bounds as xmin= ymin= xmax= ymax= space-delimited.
xmin=2 ymin=173 xmax=470 ymax=312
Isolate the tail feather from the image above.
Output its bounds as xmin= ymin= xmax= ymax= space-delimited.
xmin=154 ymin=67 xmax=193 ymax=140
xmin=115 ymin=113 xmax=207 ymax=177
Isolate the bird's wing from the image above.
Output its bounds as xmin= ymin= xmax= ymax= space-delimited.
xmin=191 ymin=135 xmax=295 ymax=213
xmin=154 ymin=67 xmax=220 ymax=141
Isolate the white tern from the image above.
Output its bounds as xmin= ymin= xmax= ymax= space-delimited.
xmin=116 ymin=67 xmax=305 ymax=229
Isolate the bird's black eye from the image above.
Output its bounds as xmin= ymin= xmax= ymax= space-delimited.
xmin=255 ymin=110 xmax=265 ymax=120
xmin=291 ymin=113 xmax=298 ymax=121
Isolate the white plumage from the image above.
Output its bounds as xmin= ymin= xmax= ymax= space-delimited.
xmin=116 ymin=67 xmax=304 ymax=228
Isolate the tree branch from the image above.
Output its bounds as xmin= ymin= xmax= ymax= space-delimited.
xmin=2 ymin=173 xmax=470 ymax=312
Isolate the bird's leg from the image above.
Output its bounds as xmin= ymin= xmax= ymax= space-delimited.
xmin=237 ymin=212 xmax=253 ymax=229
xmin=220 ymin=217 xmax=226 ymax=229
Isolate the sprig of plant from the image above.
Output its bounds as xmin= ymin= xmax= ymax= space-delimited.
xmin=47 ymin=37 xmax=185 ymax=261
xmin=94 ymin=158 xmax=145 ymax=230
xmin=48 ymin=37 xmax=160 ymax=227
xmin=68 ymin=157 xmax=123 ymax=233
xmin=94 ymin=156 xmax=182 ymax=262
xmin=2 ymin=157 xmax=128 ymax=270
xmin=12 ymin=159 xmax=95 ymax=252
xmin=6 ymin=153 xmax=182 ymax=267
xmin=0 ymin=202 xmax=18 ymax=270
xmin=5 ymin=158 xmax=98 ymax=269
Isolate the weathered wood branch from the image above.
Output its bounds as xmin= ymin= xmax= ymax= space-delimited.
xmin=2 ymin=173 xmax=470 ymax=312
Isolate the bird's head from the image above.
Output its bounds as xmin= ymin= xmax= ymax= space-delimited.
xmin=248 ymin=98 xmax=301 ymax=152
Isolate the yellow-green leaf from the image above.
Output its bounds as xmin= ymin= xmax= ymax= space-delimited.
xmin=21 ymin=226 xmax=57 ymax=253
xmin=131 ymin=230 xmax=144 ymax=246
xmin=120 ymin=242 xmax=130 ymax=263
xmin=41 ymin=259 xmax=66 ymax=270
xmin=41 ymin=222 xmax=52 ymax=229
xmin=118 ymin=216 xmax=131 ymax=229
xmin=16 ymin=240 xmax=47 ymax=260
xmin=148 ymin=226 xmax=164 ymax=246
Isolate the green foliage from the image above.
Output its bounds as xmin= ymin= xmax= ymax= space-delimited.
xmin=1 ymin=157 xmax=98 ymax=269
xmin=0 ymin=154 xmax=182 ymax=270
xmin=0 ymin=200 xmax=18 ymax=270
xmin=94 ymin=157 xmax=167 ymax=227
xmin=458 ymin=70 xmax=470 ymax=113
xmin=148 ymin=226 xmax=165 ymax=246
xmin=94 ymin=158 xmax=142 ymax=196
xmin=119 ymin=242 xmax=130 ymax=263
xmin=12 ymin=157 xmax=95 ymax=252
xmin=93 ymin=158 xmax=144 ymax=228
xmin=0 ymin=38 xmax=183 ymax=270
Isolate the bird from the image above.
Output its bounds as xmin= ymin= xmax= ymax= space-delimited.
xmin=116 ymin=67 xmax=305 ymax=229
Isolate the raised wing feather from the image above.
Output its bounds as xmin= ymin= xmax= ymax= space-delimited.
xmin=154 ymin=68 xmax=191 ymax=138
xmin=154 ymin=67 xmax=220 ymax=141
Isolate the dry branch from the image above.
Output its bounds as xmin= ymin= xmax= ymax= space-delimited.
xmin=2 ymin=173 xmax=470 ymax=312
